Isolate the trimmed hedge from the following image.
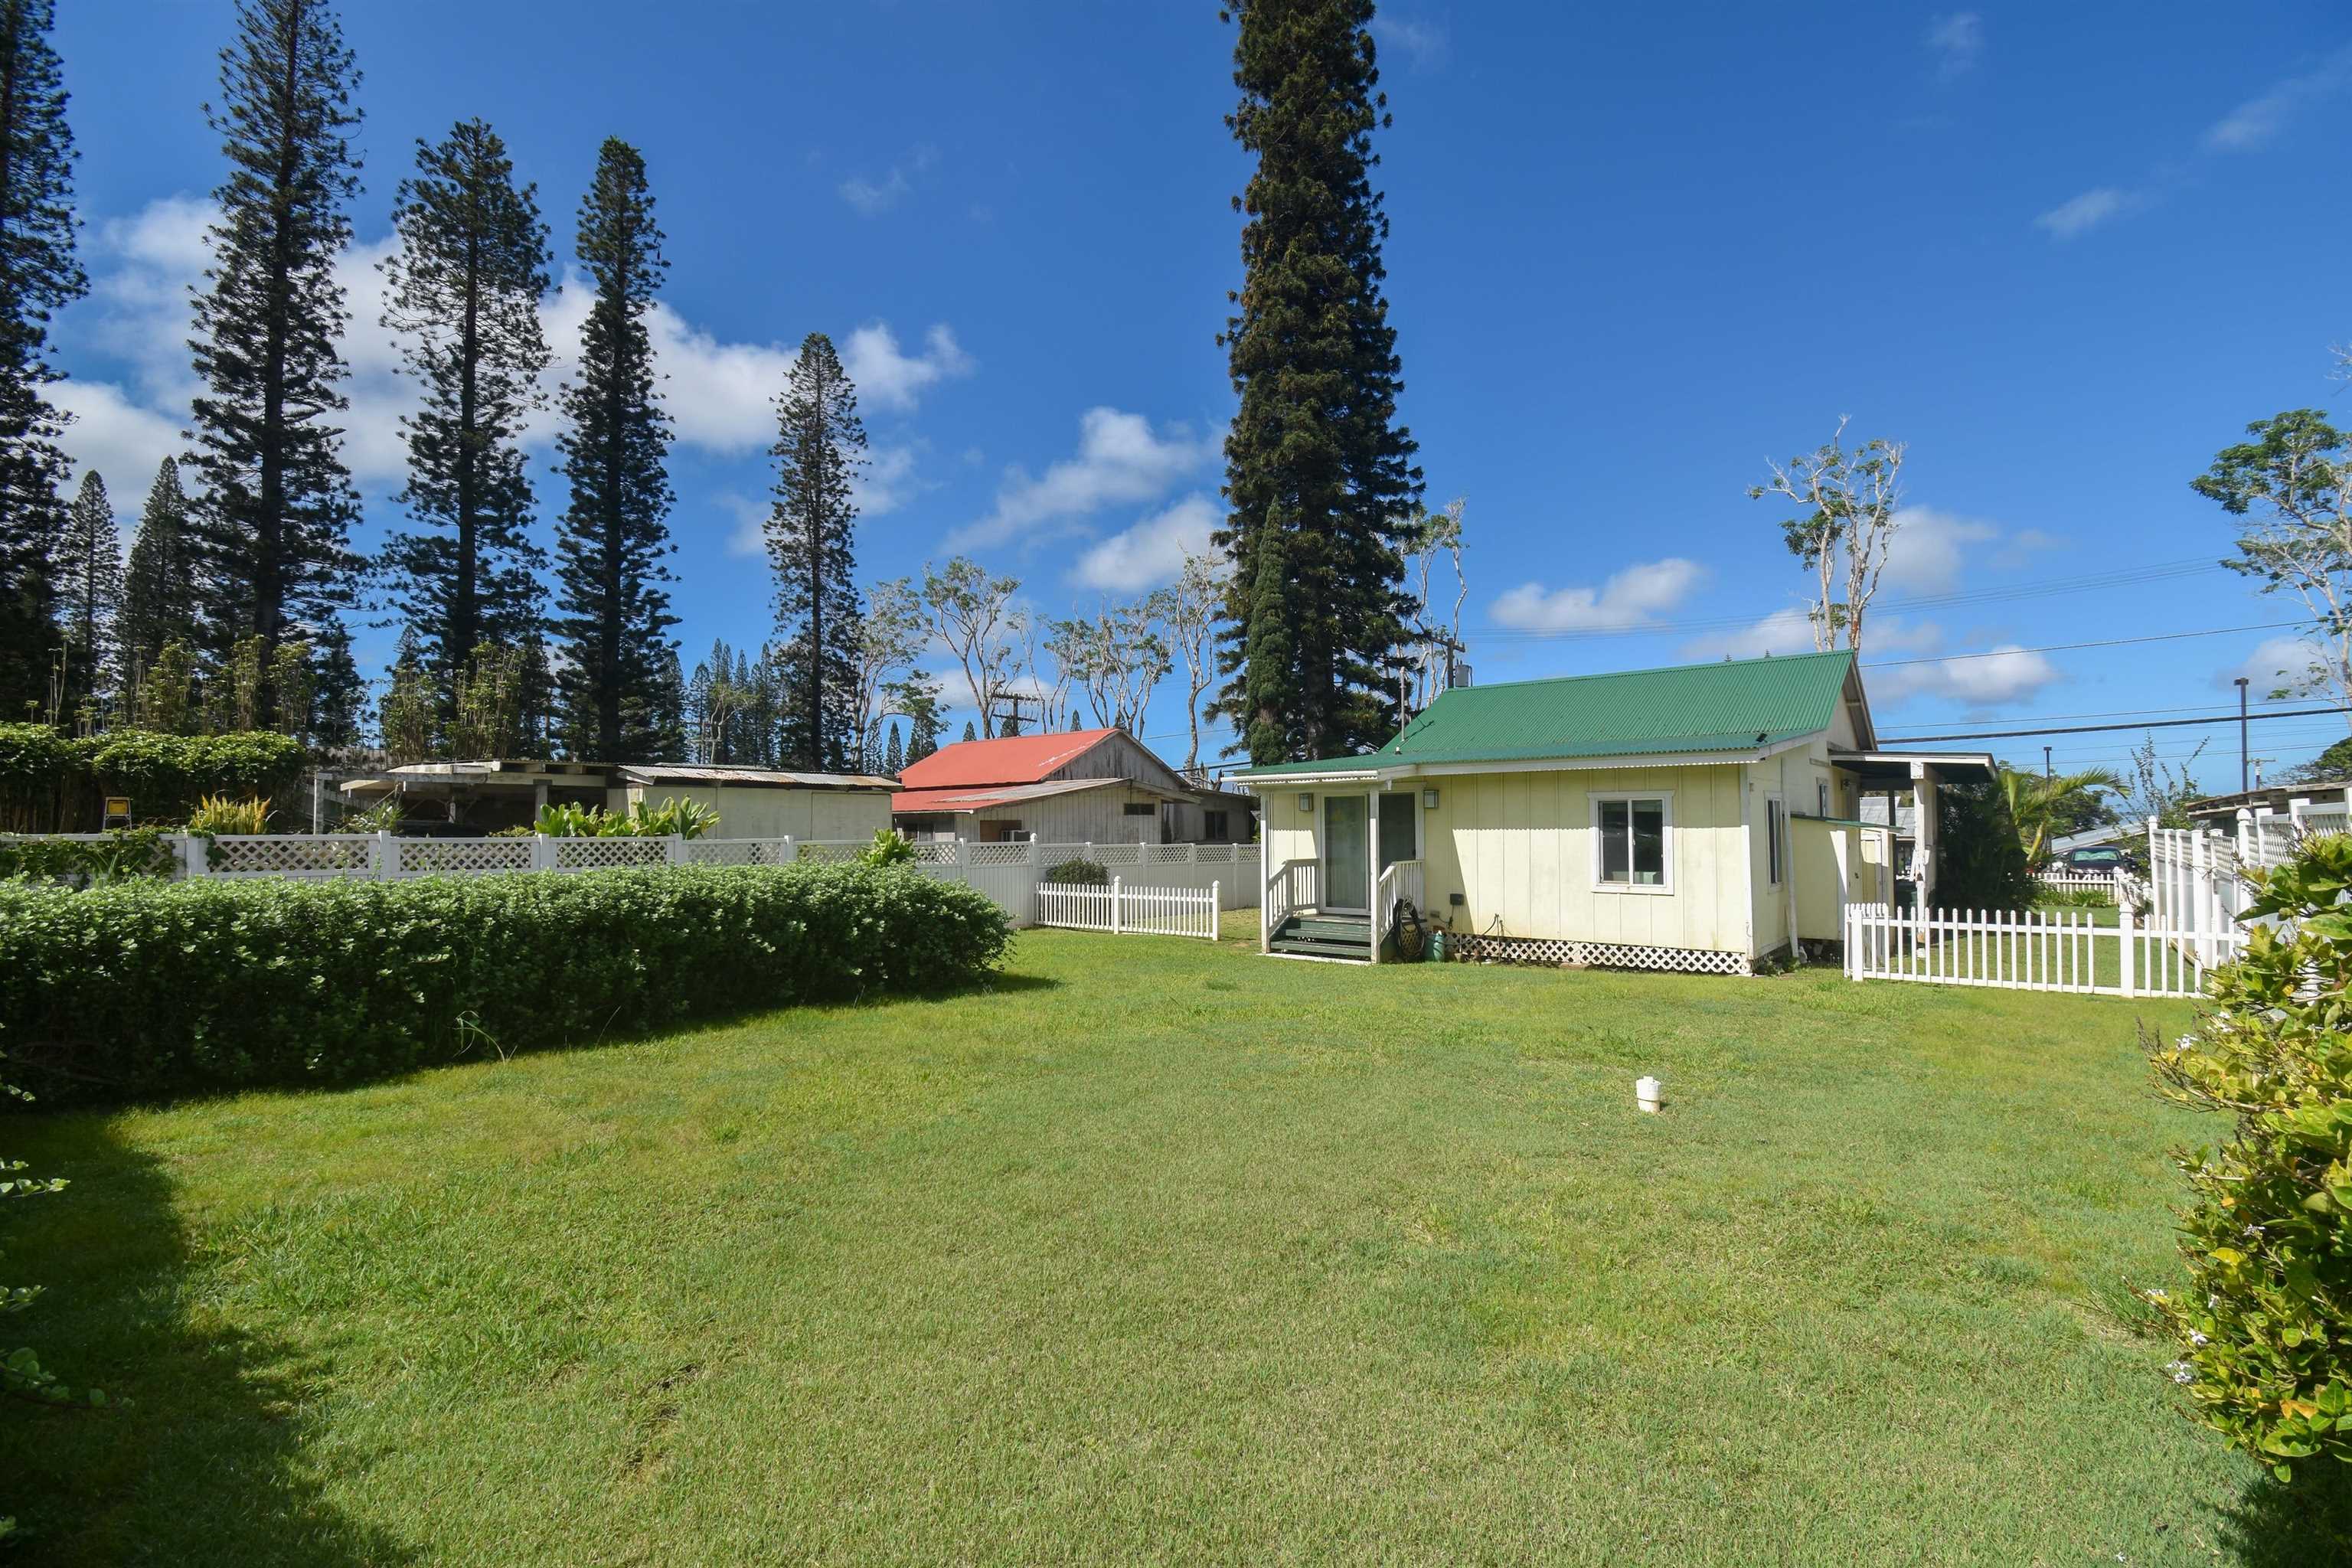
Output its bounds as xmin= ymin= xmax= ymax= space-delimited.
xmin=0 ymin=863 xmax=1011 ymax=1104
xmin=0 ymin=724 xmax=308 ymax=833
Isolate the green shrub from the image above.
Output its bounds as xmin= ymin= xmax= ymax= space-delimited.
xmin=2144 ymin=832 xmax=2352 ymax=1480
xmin=859 ymin=828 xmax=916 ymax=868
xmin=0 ymin=828 xmax=179 ymax=885
xmin=1044 ymin=857 xmax=1107 ymax=886
xmin=0 ymin=864 xmax=1011 ymax=1106
xmin=0 ymin=727 xmax=306 ymax=832
xmin=1934 ymin=779 xmax=2037 ymax=911
xmin=534 ymin=796 xmax=719 ymax=840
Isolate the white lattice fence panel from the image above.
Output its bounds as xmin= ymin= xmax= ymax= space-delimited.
xmin=396 ymin=838 xmax=533 ymax=877
xmin=1091 ymin=844 xmax=1143 ymax=866
xmin=1192 ymin=844 xmax=1238 ymax=864
xmin=1450 ymin=932 xmax=1752 ymax=975
xmin=1145 ymin=843 xmax=1193 ymax=865
xmin=968 ymin=843 xmax=1034 ymax=867
xmin=909 ymin=841 xmax=960 ymax=865
xmin=681 ymin=838 xmax=795 ymax=867
xmin=554 ymin=838 xmax=668 ymax=872
xmin=211 ymin=834 xmax=377 ymax=880
xmin=791 ymin=840 xmax=864 ymax=864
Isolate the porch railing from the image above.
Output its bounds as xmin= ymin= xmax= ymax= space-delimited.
xmin=1371 ymin=858 xmax=1423 ymax=965
xmin=1262 ymin=858 xmax=1316 ymax=953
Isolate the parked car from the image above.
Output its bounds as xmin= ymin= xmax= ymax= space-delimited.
xmin=2061 ymin=844 xmax=2141 ymax=874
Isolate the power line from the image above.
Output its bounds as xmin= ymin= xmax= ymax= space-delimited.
xmin=1883 ymin=707 xmax=2344 ymax=743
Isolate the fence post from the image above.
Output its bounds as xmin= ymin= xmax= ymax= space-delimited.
xmin=178 ymin=833 xmax=207 ymax=880
xmin=375 ymin=828 xmax=396 ymax=880
xmin=1211 ymin=881 xmax=1220 ymax=942
xmin=2118 ymin=904 xmax=2135 ymax=998
xmin=1112 ymin=875 xmax=1122 ymax=936
xmin=665 ymin=834 xmax=686 ymax=867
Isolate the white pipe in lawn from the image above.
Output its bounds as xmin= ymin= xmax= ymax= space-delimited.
xmin=1635 ymin=1076 xmax=1662 ymax=1114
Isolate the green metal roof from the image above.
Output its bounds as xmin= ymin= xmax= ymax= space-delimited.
xmin=1233 ymin=649 xmax=1860 ymax=778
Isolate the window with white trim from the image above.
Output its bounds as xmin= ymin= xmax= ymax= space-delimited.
xmin=1766 ymin=795 xmax=1786 ymax=885
xmin=1592 ymin=792 xmax=1671 ymax=890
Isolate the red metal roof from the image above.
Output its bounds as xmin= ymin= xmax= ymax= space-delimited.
xmin=890 ymin=778 xmax=1126 ymax=815
xmin=896 ymin=728 xmax=1119 ymax=789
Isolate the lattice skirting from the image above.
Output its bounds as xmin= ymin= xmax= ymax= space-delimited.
xmin=1449 ymin=932 xmax=1753 ymax=976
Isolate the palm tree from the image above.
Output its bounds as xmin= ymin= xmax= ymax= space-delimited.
xmin=1999 ymin=765 xmax=2124 ymax=867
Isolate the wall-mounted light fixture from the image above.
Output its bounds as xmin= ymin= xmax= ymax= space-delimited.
xmin=1298 ymin=792 xmax=1315 ymax=812
xmin=1422 ymin=787 xmax=1440 ymax=809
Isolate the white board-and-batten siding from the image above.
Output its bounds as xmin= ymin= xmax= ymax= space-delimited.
xmin=612 ymin=784 xmax=893 ymax=841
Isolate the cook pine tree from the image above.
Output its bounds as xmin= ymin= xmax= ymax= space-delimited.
xmin=1215 ymin=0 xmax=1422 ymax=763
xmin=117 ymin=456 xmax=201 ymax=690
xmin=766 ymin=332 xmax=865 ymax=773
xmin=550 ymin=137 xmax=679 ymax=761
xmin=0 ymin=0 xmax=84 ymax=718
xmin=53 ymin=468 xmax=120 ymax=710
xmin=378 ymin=117 xmax=553 ymax=707
xmin=185 ymin=0 xmax=364 ymax=722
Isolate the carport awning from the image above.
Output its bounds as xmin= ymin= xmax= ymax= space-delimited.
xmin=1829 ymin=750 xmax=1997 ymax=787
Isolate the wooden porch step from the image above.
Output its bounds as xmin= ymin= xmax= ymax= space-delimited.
xmin=1271 ymin=914 xmax=1374 ymax=962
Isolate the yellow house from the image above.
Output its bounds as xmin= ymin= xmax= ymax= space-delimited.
xmin=1230 ymin=650 xmax=1992 ymax=969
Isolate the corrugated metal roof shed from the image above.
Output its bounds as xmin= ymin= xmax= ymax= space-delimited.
xmin=895 ymin=728 xmax=1120 ymax=788
xmin=1233 ymin=650 xmax=1861 ymax=777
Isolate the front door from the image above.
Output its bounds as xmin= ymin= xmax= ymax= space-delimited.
xmin=1324 ymin=794 xmax=1369 ymax=911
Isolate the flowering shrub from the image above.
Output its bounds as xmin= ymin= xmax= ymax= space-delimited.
xmin=2144 ymin=831 xmax=2352 ymax=1480
xmin=0 ymin=864 xmax=1011 ymax=1106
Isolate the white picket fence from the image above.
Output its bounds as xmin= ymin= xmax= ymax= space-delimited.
xmin=1845 ymin=902 xmax=2237 ymax=999
xmin=2032 ymin=868 xmax=2123 ymax=896
xmin=1034 ymin=878 xmax=1220 ymax=940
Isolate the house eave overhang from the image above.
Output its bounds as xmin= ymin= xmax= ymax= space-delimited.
xmin=1236 ymin=739 xmax=1821 ymax=790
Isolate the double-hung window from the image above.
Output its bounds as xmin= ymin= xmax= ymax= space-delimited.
xmin=1592 ymin=792 xmax=1671 ymax=890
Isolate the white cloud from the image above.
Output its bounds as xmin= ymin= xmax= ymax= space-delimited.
xmin=1926 ymin=13 xmax=1983 ymax=79
xmin=56 ymin=195 xmax=967 ymax=506
xmin=1880 ymin=507 xmax=2001 ymax=594
xmin=720 ymin=443 xmax=928 ymax=560
xmin=49 ymin=380 xmax=185 ymax=515
xmin=838 ymin=145 xmax=937 ymax=217
xmin=1684 ymin=607 xmax=1818 ymax=662
xmin=1874 ymin=645 xmax=2059 ymax=707
xmin=841 ymin=322 xmax=973 ymax=413
xmin=2034 ymin=187 xmax=2131 ymax=240
xmin=839 ymin=168 xmax=910 ymax=217
xmin=2229 ymin=634 xmax=2326 ymax=697
xmin=1370 ymin=13 xmax=1447 ymax=69
xmin=1491 ymin=557 xmax=1705 ymax=632
xmin=2203 ymin=44 xmax=2352 ymax=152
xmin=948 ymin=406 xmax=1220 ymax=553
xmin=1072 ymin=492 xmax=1220 ymax=594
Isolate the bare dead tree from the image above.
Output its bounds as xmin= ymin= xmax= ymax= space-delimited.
xmin=1155 ymin=550 xmax=1226 ymax=772
xmin=919 ymin=557 xmax=1023 ymax=737
xmin=1749 ymin=418 xmax=1906 ymax=651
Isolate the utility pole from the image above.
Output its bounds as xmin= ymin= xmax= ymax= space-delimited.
xmin=986 ymin=692 xmax=1044 ymax=737
xmin=2233 ymin=676 xmax=2249 ymax=792
xmin=2043 ymin=744 xmax=2052 ymax=781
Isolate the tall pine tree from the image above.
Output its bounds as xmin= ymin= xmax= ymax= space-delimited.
xmin=766 ymin=332 xmax=864 ymax=773
xmin=550 ymin=138 xmax=677 ymax=761
xmin=1214 ymin=0 xmax=1420 ymax=763
xmin=378 ymin=118 xmax=552 ymax=691
xmin=185 ymin=0 xmax=364 ymax=706
xmin=0 ymin=0 xmax=83 ymax=720
xmin=53 ymin=468 xmax=119 ymax=710
xmin=118 ymin=457 xmax=200 ymax=689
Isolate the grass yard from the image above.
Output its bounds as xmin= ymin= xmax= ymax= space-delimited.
xmin=4 ymin=914 xmax=2338 ymax=1564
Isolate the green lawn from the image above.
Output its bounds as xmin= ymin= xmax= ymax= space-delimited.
xmin=2 ymin=916 xmax=2334 ymax=1564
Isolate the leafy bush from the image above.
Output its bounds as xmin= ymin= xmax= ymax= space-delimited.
xmin=0 ymin=727 xmax=307 ymax=832
xmin=534 ymin=796 xmax=719 ymax=840
xmin=0 ymin=828 xmax=178 ymax=885
xmin=2144 ymin=832 xmax=2352 ymax=1480
xmin=0 ymin=864 xmax=1011 ymax=1105
xmin=183 ymin=794 xmax=271 ymax=835
xmin=859 ymin=828 xmax=916 ymax=868
xmin=1933 ymin=779 xmax=2037 ymax=912
xmin=1044 ymin=857 xmax=1108 ymax=886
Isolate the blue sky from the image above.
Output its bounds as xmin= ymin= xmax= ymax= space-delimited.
xmin=42 ymin=3 xmax=2352 ymax=785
